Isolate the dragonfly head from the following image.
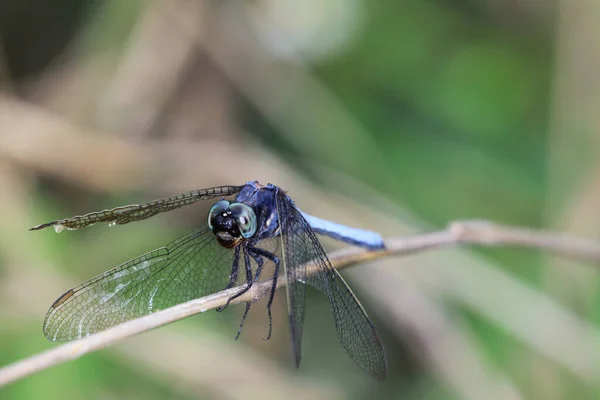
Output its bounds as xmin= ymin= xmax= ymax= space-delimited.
xmin=208 ymin=200 xmax=257 ymax=248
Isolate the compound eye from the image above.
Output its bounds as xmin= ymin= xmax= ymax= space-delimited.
xmin=229 ymin=203 xmax=257 ymax=238
xmin=208 ymin=200 xmax=230 ymax=230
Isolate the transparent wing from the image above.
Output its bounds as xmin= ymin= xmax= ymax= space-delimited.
xmin=276 ymin=191 xmax=387 ymax=380
xmin=276 ymin=194 xmax=308 ymax=369
xmin=44 ymin=225 xmax=235 ymax=341
xmin=30 ymin=185 xmax=243 ymax=231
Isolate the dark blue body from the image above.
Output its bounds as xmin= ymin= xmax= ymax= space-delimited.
xmin=235 ymin=181 xmax=385 ymax=251
xmin=234 ymin=182 xmax=281 ymax=242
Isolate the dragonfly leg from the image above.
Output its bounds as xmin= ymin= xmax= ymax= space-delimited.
xmin=249 ymin=249 xmax=265 ymax=283
xmin=235 ymin=302 xmax=251 ymax=340
xmin=230 ymin=249 xmax=255 ymax=339
xmin=217 ymin=246 xmax=241 ymax=312
xmin=232 ymin=249 xmax=265 ymax=340
xmin=251 ymin=247 xmax=280 ymax=341
xmin=220 ymin=247 xmax=254 ymax=317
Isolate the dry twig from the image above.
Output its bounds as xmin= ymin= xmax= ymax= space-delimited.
xmin=0 ymin=220 xmax=598 ymax=387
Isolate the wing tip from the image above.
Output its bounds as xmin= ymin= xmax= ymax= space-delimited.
xmin=370 ymin=364 xmax=387 ymax=381
xmin=29 ymin=222 xmax=51 ymax=231
xmin=30 ymin=222 xmax=65 ymax=233
xmin=50 ymin=289 xmax=75 ymax=308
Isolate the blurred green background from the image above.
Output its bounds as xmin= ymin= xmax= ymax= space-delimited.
xmin=1 ymin=0 xmax=599 ymax=399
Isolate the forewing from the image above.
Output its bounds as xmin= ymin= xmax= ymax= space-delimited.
xmin=31 ymin=185 xmax=243 ymax=231
xmin=277 ymin=192 xmax=387 ymax=379
xmin=276 ymin=193 xmax=308 ymax=369
xmin=44 ymin=225 xmax=235 ymax=341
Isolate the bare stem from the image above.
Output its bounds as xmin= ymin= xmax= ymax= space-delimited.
xmin=0 ymin=219 xmax=598 ymax=387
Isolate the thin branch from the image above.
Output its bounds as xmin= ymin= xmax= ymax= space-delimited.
xmin=0 ymin=219 xmax=598 ymax=387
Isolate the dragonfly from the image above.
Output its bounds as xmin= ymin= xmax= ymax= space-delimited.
xmin=31 ymin=181 xmax=387 ymax=379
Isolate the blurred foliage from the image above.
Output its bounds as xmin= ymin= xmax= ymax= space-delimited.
xmin=4 ymin=0 xmax=600 ymax=399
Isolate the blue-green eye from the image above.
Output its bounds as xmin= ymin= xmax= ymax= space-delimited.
xmin=229 ymin=203 xmax=257 ymax=238
xmin=208 ymin=200 xmax=230 ymax=230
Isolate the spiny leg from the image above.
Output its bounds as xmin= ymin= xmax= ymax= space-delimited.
xmin=223 ymin=246 xmax=254 ymax=305
xmin=234 ymin=250 xmax=264 ymax=340
xmin=251 ymin=247 xmax=280 ymax=340
xmin=217 ymin=246 xmax=241 ymax=312
xmin=234 ymin=249 xmax=254 ymax=340
xmin=235 ymin=302 xmax=251 ymax=341
xmin=250 ymin=250 xmax=265 ymax=283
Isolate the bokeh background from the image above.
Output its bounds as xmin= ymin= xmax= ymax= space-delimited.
xmin=1 ymin=0 xmax=599 ymax=399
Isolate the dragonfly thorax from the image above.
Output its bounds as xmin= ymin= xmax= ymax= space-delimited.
xmin=208 ymin=200 xmax=257 ymax=248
